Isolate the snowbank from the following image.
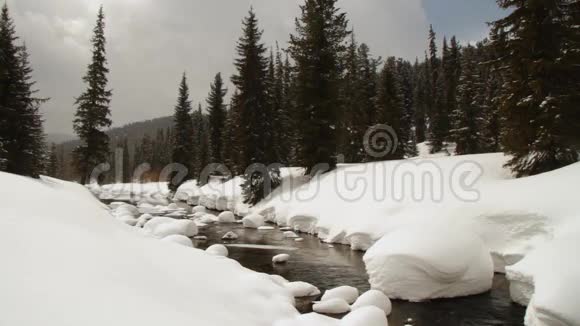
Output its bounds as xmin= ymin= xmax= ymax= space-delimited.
xmin=0 ymin=173 xmax=297 ymax=326
xmin=506 ymin=233 xmax=580 ymax=326
xmin=364 ymin=222 xmax=494 ymax=301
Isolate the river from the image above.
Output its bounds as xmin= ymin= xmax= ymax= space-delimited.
xmin=192 ymin=218 xmax=526 ymax=326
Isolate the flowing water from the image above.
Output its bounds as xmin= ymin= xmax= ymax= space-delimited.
xmin=193 ymin=220 xmax=526 ymax=326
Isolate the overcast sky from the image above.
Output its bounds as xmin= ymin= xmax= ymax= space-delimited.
xmin=7 ymin=0 xmax=506 ymax=135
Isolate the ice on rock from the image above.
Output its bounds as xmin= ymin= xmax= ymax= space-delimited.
xmin=313 ymin=298 xmax=351 ymax=314
xmin=161 ymin=235 xmax=193 ymax=247
xmin=193 ymin=235 xmax=208 ymax=241
xmin=295 ymin=238 xmax=304 ymax=242
xmin=363 ymin=223 xmax=493 ymax=301
xmin=217 ymin=211 xmax=236 ymax=223
xmin=206 ymin=244 xmax=229 ymax=257
xmin=351 ymin=290 xmax=392 ymax=315
xmin=285 ymin=281 xmax=321 ymax=298
xmin=192 ymin=205 xmax=206 ymax=214
xmin=341 ymin=306 xmax=389 ymax=326
xmin=284 ymin=231 xmax=299 ymax=239
xmin=321 ymin=286 xmax=359 ymax=305
xmin=242 ymin=214 xmax=265 ymax=229
xmin=222 ymin=231 xmax=239 ymax=240
xmin=258 ymin=226 xmax=276 ymax=231
xmin=273 ymin=254 xmax=290 ymax=264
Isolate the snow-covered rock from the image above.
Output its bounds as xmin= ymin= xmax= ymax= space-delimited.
xmin=259 ymin=226 xmax=276 ymax=231
xmin=242 ymin=214 xmax=265 ymax=229
xmin=0 ymin=173 xmax=297 ymax=326
xmin=284 ymin=231 xmax=300 ymax=239
xmin=118 ymin=215 xmax=138 ymax=226
xmin=285 ymin=281 xmax=321 ymax=297
xmin=295 ymin=238 xmax=304 ymax=242
xmin=341 ymin=306 xmax=389 ymax=326
xmin=193 ymin=235 xmax=208 ymax=241
xmin=351 ymin=290 xmax=392 ymax=315
xmin=206 ymin=244 xmax=229 ymax=257
xmin=217 ymin=211 xmax=236 ymax=223
xmin=270 ymin=275 xmax=290 ymax=287
xmin=273 ymin=254 xmax=290 ymax=264
xmin=274 ymin=313 xmax=338 ymax=326
xmin=222 ymin=231 xmax=239 ymax=240
xmin=161 ymin=235 xmax=193 ymax=247
xmin=197 ymin=214 xmax=218 ymax=224
xmin=192 ymin=205 xmax=206 ymax=214
xmin=364 ymin=222 xmax=494 ymax=301
xmin=143 ymin=217 xmax=198 ymax=238
xmin=313 ymin=298 xmax=351 ymax=314
xmin=321 ymin=286 xmax=359 ymax=305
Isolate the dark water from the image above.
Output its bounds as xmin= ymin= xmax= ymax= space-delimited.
xmin=192 ymin=220 xmax=526 ymax=326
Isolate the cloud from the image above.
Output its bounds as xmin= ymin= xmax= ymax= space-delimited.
xmin=7 ymin=0 xmax=429 ymax=135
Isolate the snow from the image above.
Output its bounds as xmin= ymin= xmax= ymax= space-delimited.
xmin=143 ymin=217 xmax=198 ymax=238
xmin=0 ymin=173 xmax=298 ymax=326
xmin=273 ymin=253 xmax=291 ymax=263
xmin=284 ymin=281 xmax=321 ymax=297
xmin=91 ymin=182 xmax=170 ymax=206
xmin=192 ymin=205 xmax=207 ymax=214
xmin=206 ymin=244 xmax=229 ymax=257
xmin=321 ymin=286 xmax=360 ymax=305
xmin=259 ymin=225 xmax=276 ymax=230
xmin=351 ymin=290 xmax=392 ymax=316
xmin=217 ymin=211 xmax=236 ymax=223
xmin=242 ymin=213 xmax=265 ymax=228
xmin=341 ymin=306 xmax=389 ymax=326
xmin=364 ymin=222 xmax=494 ymax=301
xmin=274 ymin=313 xmax=338 ymax=326
xmin=162 ymin=234 xmax=193 ymax=247
xmin=506 ymin=234 xmax=580 ymax=326
xmin=313 ymin=298 xmax=351 ymax=314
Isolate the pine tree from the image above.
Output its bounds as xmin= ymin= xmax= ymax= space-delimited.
xmin=122 ymin=137 xmax=131 ymax=182
xmin=373 ymin=57 xmax=406 ymax=160
xmin=222 ymin=91 xmax=242 ymax=175
xmin=357 ymin=43 xmax=380 ymax=161
xmin=207 ymin=72 xmax=227 ymax=163
xmin=289 ymin=0 xmax=349 ymax=173
xmin=231 ymin=8 xmax=280 ymax=204
xmin=452 ymin=45 xmax=484 ymax=155
xmin=396 ymin=58 xmax=418 ymax=157
xmin=72 ymin=6 xmax=112 ymax=184
xmin=273 ymin=44 xmax=292 ymax=165
xmin=492 ymin=0 xmax=579 ymax=176
xmin=340 ymin=33 xmax=362 ymax=162
xmin=192 ymin=104 xmax=210 ymax=184
xmin=413 ymin=58 xmax=428 ymax=144
xmin=47 ymin=143 xmax=59 ymax=178
xmin=170 ymin=73 xmax=194 ymax=191
xmin=0 ymin=5 xmax=46 ymax=177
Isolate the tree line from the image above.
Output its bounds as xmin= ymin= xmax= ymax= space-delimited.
xmin=1 ymin=0 xmax=579 ymax=205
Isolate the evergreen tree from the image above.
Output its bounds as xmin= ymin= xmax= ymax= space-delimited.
xmin=452 ymin=45 xmax=484 ymax=155
xmin=340 ymin=33 xmax=362 ymax=162
xmin=289 ymin=0 xmax=349 ymax=173
xmin=222 ymin=91 xmax=242 ymax=175
xmin=357 ymin=43 xmax=380 ymax=161
xmin=396 ymin=58 xmax=417 ymax=157
xmin=272 ymin=44 xmax=292 ymax=164
xmin=373 ymin=57 xmax=406 ymax=160
xmin=122 ymin=137 xmax=131 ymax=182
xmin=207 ymin=72 xmax=227 ymax=163
xmin=192 ymin=104 xmax=210 ymax=183
xmin=47 ymin=143 xmax=59 ymax=178
xmin=492 ymin=0 xmax=579 ymax=176
xmin=413 ymin=58 xmax=428 ymax=143
xmin=170 ymin=73 xmax=194 ymax=191
xmin=0 ymin=5 xmax=46 ymax=177
xmin=231 ymin=9 xmax=280 ymax=204
xmin=72 ymin=6 xmax=112 ymax=184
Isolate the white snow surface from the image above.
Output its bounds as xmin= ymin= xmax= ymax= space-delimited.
xmin=0 ymin=173 xmax=297 ymax=326
xmin=90 ymin=182 xmax=170 ymax=206
xmin=364 ymin=222 xmax=494 ymax=301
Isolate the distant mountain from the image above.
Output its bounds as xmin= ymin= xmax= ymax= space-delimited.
xmin=57 ymin=115 xmax=173 ymax=180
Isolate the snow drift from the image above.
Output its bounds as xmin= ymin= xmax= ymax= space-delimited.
xmin=0 ymin=172 xmax=297 ymax=326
